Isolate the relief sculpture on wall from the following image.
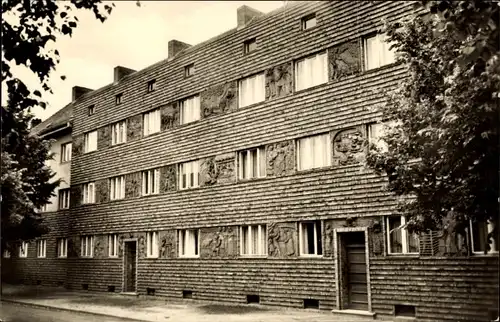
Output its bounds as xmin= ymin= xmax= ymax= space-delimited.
xmin=328 ymin=40 xmax=361 ymax=81
xmin=268 ymin=222 xmax=296 ymax=257
xmin=323 ymin=221 xmax=334 ymax=257
xmin=201 ymin=226 xmax=237 ymax=258
xmin=201 ymin=81 xmax=238 ymax=118
xmin=266 ymin=140 xmax=295 ymax=177
xmin=93 ymin=235 xmax=104 ymax=258
xmin=200 ymin=157 xmax=217 ymax=186
xmin=160 ymin=164 xmax=177 ymax=193
xmin=215 ymin=153 xmax=235 ymax=184
xmin=265 ymin=62 xmax=293 ymax=100
xmin=127 ymin=114 xmax=142 ymax=142
xmin=161 ymin=102 xmax=179 ymax=130
xmin=160 ymin=230 xmax=176 ymax=258
xmin=333 ymin=128 xmax=366 ymax=166
xmin=125 ymin=172 xmax=141 ymax=198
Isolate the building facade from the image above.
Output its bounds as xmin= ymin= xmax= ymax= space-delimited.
xmin=3 ymin=2 xmax=498 ymax=321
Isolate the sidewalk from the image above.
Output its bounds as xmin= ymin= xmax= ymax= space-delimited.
xmin=0 ymin=284 xmax=377 ymax=322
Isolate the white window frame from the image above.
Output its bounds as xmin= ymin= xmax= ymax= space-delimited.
xmin=142 ymin=169 xmax=160 ymax=196
xmin=143 ymin=108 xmax=161 ymax=136
xmin=80 ymin=235 xmax=94 ymax=257
xmin=3 ymin=249 xmax=11 ymax=258
xmin=36 ymin=239 xmax=47 ymax=258
xmin=19 ymin=241 xmax=28 ymax=258
xmin=57 ymin=238 xmax=68 ymax=258
xmin=238 ymin=73 xmax=265 ymax=108
xmin=178 ymin=229 xmax=200 ymax=258
xmin=82 ymin=182 xmax=96 ymax=204
xmin=58 ymin=188 xmax=70 ymax=209
xmin=363 ymin=33 xmax=396 ymax=71
xmin=178 ymin=160 xmax=200 ymax=190
xmin=240 ymin=224 xmax=267 ymax=256
xmin=111 ymin=120 xmax=127 ymax=145
xmin=294 ymin=51 xmax=328 ymax=91
xmin=238 ymin=147 xmax=266 ymax=180
xmin=83 ymin=130 xmax=98 ymax=153
xmin=108 ymin=234 xmax=119 ymax=258
xmin=470 ymin=220 xmax=498 ymax=255
xmin=301 ymin=13 xmax=317 ymax=30
xmin=109 ymin=176 xmax=125 ymax=200
xmin=146 ymin=231 xmax=159 ymax=258
xmin=61 ymin=142 xmax=72 ymax=162
xmin=299 ymin=221 xmax=323 ymax=257
xmin=296 ymin=133 xmax=332 ymax=171
xmin=386 ymin=216 xmax=419 ymax=255
xmin=179 ymin=95 xmax=201 ymax=125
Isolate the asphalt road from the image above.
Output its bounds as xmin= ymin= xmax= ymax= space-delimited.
xmin=0 ymin=302 xmax=132 ymax=322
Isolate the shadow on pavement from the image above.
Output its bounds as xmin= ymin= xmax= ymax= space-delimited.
xmin=196 ymin=304 xmax=269 ymax=315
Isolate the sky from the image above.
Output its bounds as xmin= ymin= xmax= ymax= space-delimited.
xmin=5 ymin=1 xmax=284 ymax=121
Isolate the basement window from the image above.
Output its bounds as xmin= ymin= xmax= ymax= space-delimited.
xmin=147 ymin=287 xmax=155 ymax=296
xmin=395 ymin=304 xmax=416 ymax=317
xmin=36 ymin=280 xmax=42 ymax=285
xmin=182 ymin=290 xmax=193 ymax=299
xmin=246 ymin=294 xmax=260 ymax=304
xmin=82 ymin=284 xmax=89 ymax=291
xmin=108 ymin=285 xmax=115 ymax=292
xmin=303 ymin=299 xmax=319 ymax=309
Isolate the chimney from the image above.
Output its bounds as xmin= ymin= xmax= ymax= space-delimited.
xmin=168 ymin=40 xmax=191 ymax=59
xmin=237 ymin=5 xmax=263 ymax=30
xmin=72 ymin=86 xmax=93 ymax=101
xmin=113 ymin=66 xmax=136 ymax=82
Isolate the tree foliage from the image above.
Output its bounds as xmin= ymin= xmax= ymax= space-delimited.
xmin=366 ymin=0 xmax=499 ymax=247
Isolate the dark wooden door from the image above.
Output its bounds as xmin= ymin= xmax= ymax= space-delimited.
xmin=124 ymin=241 xmax=137 ymax=292
xmin=345 ymin=232 xmax=368 ymax=310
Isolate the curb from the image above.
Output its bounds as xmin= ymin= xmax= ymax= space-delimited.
xmin=1 ymin=299 xmax=151 ymax=322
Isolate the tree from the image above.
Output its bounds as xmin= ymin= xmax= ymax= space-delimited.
xmin=366 ymin=0 xmax=499 ymax=251
xmin=1 ymin=0 xmax=117 ymax=250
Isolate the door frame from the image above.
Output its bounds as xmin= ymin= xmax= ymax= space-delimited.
xmin=122 ymin=238 xmax=138 ymax=293
xmin=333 ymin=227 xmax=372 ymax=312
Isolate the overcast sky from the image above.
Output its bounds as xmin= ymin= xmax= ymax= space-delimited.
xmin=7 ymin=1 xmax=284 ymax=121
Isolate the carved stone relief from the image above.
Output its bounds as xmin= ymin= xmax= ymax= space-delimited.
xmin=161 ymin=102 xmax=179 ymax=131
xmin=323 ymin=221 xmax=335 ymax=257
xmin=266 ymin=140 xmax=295 ymax=177
xmin=127 ymin=114 xmax=142 ymax=142
xmin=332 ymin=127 xmax=366 ymax=166
xmin=72 ymin=135 xmax=84 ymax=157
xmin=160 ymin=165 xmax=177 ymax=193
xmin=265 ymin=62 xmax=293 ymax=100
xmin=200 ymin=226 xmax=238 ymax=258
xmin=95 ymin=179 xmax=109 ymax=203
xmin=97 ymin=125 xmax=111 ymax=150
xmin=125 ymin=172 xmax=141 ymax=198
xmin=215 ymin=153 xmax=236 ymax=185
xmin=93 ymin=235 xmax=105 ymax=258
xmin=200 ymin=81 xmax=238 ymax=118
xmin=268 ymin=222 xmax=297 ymax=257
xmin=328 ymin=40 xmax=361 ymax=81
xmin=160 ymin=230 xmax=176 ymax=259
xmin=200 ymin=157 xmax=217 ymax=186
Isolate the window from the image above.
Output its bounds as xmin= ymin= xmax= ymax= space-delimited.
xmin=146 ymin=231 xmax=159 ymax=258
xmin=111 ymin=120 xmax=127 ymax=145
xmin=143 ymin=108 xmax=161 ymax=136
xmin=142 ymin=169 xmax=159 ymax=196
xmin=83 ymin=130 xmax=97 ymax=153
xmin=301 ymin=13 xmax=317 ymax=30
xmin=297 ymin=133 xmax=331 ymax=171
xmin=108 ymin=234 xmax=118 ymax=257
xmin=39 ymin=204 xmax=48 ymax=213
xmin=386 ymin=216 xmax=419 ymax=254
xmin=109 ymin=176 xmax=125 ymax=200
xmin=238 ymin=73 xmax=265 ymax=108
xmin=19 ymin=241 xmax=28 ymax=258
xmin=82 ymin=182 xmax=95 ymax=204
xmin=179 ymin=160 xmax=200 ymax=190
xmin=61 ymin=142 xmax=72 ymax=162
xmin=115 ymin=93 xmax=123 ymax=105
xmin=295 ymin=52 xmax=328 ymax=91
xmin=58 ymin=188 xmax=70 ymax=209
xmin=80 ymin=235 xmax=94 ymax=257
xmin=36 ymin=239 xmax=46 ymax=258
xmin=178 ymin=229 xmax=199 ymax=257
xmin=57 ymin=238 xmax=67 ymax=258
xmin=368 ymin=122 xmax=389 ymax=152
xmin=179 ymin=95 xmax=201 ymax=125
xmin=88 ymin=105 xmax=95 ymax=116
xmin=299 ymin=221 xmax=323 ymax=256
xmin=364 ymin=33 xmax=396 ymax=70
xmin=241 ymin=225 xmax=267 ymax=256
xmin=185 ymin=63 xmax=195 ymax=77
xmin=147 ymin=79 xmax=156 ymax=92
xmin=238 ymin=147 xmax=266 ymax=180
xmin=470 ymin=220 xmax=498 ymax=254
xmin=243 ymin=38 xmax=257 ymax=54
xmin=3 ymin=249 xmax=11 ymax=258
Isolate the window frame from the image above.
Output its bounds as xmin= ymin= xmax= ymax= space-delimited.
xmin=386 ymin=216 xmax=419 ymax=255
xmin=470 ymin=220 xmax=498 ymax=255
xmin=60 ymin=142 xmax=72 ymax=163
xmin=108 ymin=234 xmax=119 ymax=258
xmin=147 ymin=79 xmax=156 ymax=93
xmin=58 ymin=188 xmax=71 ymax=210
xmin=36 ymin=239 xmax=47 ymax=258
xmin=363 ymin=32 xmax=396 ymax=71
xmin=3 ymin=249 xmax=11 ymax=258
xmin=296 ymin=133 xmax=332 ymax=171
xmin=111 ymin=120 xmax=127 ymax=145
xmin=82 ymin=182 xmax=96 ymax=204
xmin=294 ymin=51 xmax=328 ymax=92
xmin=19 ymin=241 xmax=28 ymax=258
xmin=299 ymin=221 xmax=323 ymax=257
xmin=179 ymin=95 xmax=201 ymax=125
xmin=184 ymin=63 xmax=195 ymax=77
xmin=83 ymin=130 xmax=98 ymax=153
xmin=238 ymin=72 xmax=265 ymax=108
xmin=80 ymin=235 xmax=94 ymax=258
xmin=178 ymin=160 xmax=200 ymax=190
xmin=142 ymin=169 xmax=160 ymax=196
xmin=109 ymin=175 xmax=125 ymax=200
xmin=57 ymin=238 xmax=68 ymax=258
xmin=243 ymin=37 xmax=257 ymax=54
xmin=301 ymin=13 xmax=317 ymax=30
xmin=238 ymin=146 xmax=266 ymax=180
xmin=142 ymin=108 xmax=161 ymax=136
xmin=240 ymin=224 xmax=267 ymax=257
xmin=115 ymin=93 xmax=123 ymax=105
xmin=88 ymin=105 xmax=95 ymax=116
xmin=146 ymin=231 xmax=159 ymax=258
xmin=178 ymin=229 xmax=200 ymax=258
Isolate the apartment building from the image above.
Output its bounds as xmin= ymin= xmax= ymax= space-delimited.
xmin=3 ymin=2 xmax=498 ymax=321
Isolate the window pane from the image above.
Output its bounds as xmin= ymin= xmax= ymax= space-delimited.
xmin=472 ymin=221 xmax=488 ymax=252
xmin=388 ymin=217 xmax=403 ymax=253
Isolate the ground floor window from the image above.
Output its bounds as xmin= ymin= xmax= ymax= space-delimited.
xmin=36 ymin=239 xmax=47 ymax=258
xmin=3 ymin=249 xmax=11 ymax=258
xmin=146 ymin=231 xmax=159 ymax=258
xmin=240 ymin=224 xmax=267 ymax=256
xmin=57 ymin=238 xmax=67 ymax=258
xmin=19 ymin=241 xmax=28 ymax=258
xmin=81 ymin=235 xmax=94 ymax=257
xmin=386 ymin=216 xmax=419 ymax=254
xmin=108 ymin=234 xmax=118 ymax=257
xmin=178 ymin=229 xmax=199 ymax=258
xmin=470 ymin=220 xmax=498 ymax=254
xmin=299 ymin=221 xmax=323 ymax=256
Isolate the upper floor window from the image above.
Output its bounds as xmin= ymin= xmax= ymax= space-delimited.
xmin=301 ymin=13 xmax=317 ymax=30
xmin=19 ymin=241 xmax=28 ymax=258
xmin=88 ymin=105 xmax=95 ymax=116
xmin=364 ymin=33 xmax=396 ymax=70
xmin=241 ymin=224 xmax=267 ymax=256
xmin=239 ymin=73 xmax=265 ymax=108
xmin=115 ymin=93 xmax=123 ymax=105
xmin=111 ymin=120 xmax=127 ymax=145
xmin=386 ymin=216 xmax=419 ymax=255
xmin=3 ymin=249 xmax=11 ymax=258
xmin=297 ymin=133 xmax=331 ymax=171
xmin=243 ymin=38 xmax=257 ymax=54
xmin=470 ymin=220 xmax=498 ymax=254
xmin=61 ymin=142 xmax=72 ymax=162
xmin=147 ymin=79 xmax=156 ymax=92
xmin=58 ymin=188 xmax=70 ymax=210
xmin=238 ymin=147 xmax=266 ymax=180
xmin=57 ymin=238 xmax=67 ymax=258
xmin=299 ymin=221 xmax=322 ymax=256
xmin=142 ymin=169 xmax=159 ymax=196
xmin=108 ymin=234 xmax=118 ymax=257
xmin=80 ymin=235 xmax=94 ymax=257
xmin=83 ymin=130 xmax=97 ymax=153
xmin=368 ymin=122 xmax=389 ymax=152
xmin=146 ymin=231 xmax=159 ymax=258
xmin=82 ymin=182 xmax=95 ymax=204
xmin=179 ymin=95 xmax=200 ymax=125
xmin=143 ymin=108 xmax=161 ymax=136
xmin=184 ymin=63 xmax=195 ymax=77
xmin=36 ymin=239 xmax=47 ymax=258
xmin=179 ymin=160 xmax=200 ymax=190
xmin=39 ymin=204 xmax=48 ymax=213
xmin=178 ymin=229 xmax=199 ymax=258
xmin=109 ymin=176 xmax=125 ymax=200
xmin=295 ymin=52 xmax=327 ymax=91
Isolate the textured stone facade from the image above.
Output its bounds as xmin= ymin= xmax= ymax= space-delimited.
xmin=159 ymin=230 xmax=177 ymax=259
xmin=267 ymin=222 xmax=297 ymax=258
xmin=95 ymin=179 xmax=109 ymax=204
xmin=127 ymin=114 xmax=142 ymax=142
xmin=201 ymin=81 xmax=238 ymax=118
xmin=97 ymin=125 xmax=111 ymax=150
xmin=328 ymin=39 xmax=361 ymax=81
xmin=266 ymin=140 xmax=295 ymax=177
xmin=160 ymin=102 xmax=179 ymax=131
xmin=125 ymin=172 xmax=141 ymax=198
xmin=160 ymin=165 xmax=177 ymax=193
xmin=200 ymin=226 xmax=238 ymax=258
xmin=265 ymin=62 xmax=293 ymax=100
xmin=332 ymin=127 xmax=366 ymax=166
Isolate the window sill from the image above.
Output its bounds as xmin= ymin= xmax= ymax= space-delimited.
xmin=239 ymin=99 xmax=266 ymax=110
xmin=109 ymin=198 xmax=126 ymax=203
xmin=361 ymin=62 xmax=400 ymax=76
xmin=80 ymin=257 xmax=94 ymax=259
xmin=237 ymin=176 xmax=267 ymax=183
xmin=110 ymin=142 xmax=127 ymax=147
xmin=299 ymin=254 xmax=323 ymax=258
xmin=240 ymin=254 xmax=268 ymax=258
xmin=178 ymin=186 xmax=201 ymax=192
xmin=294 ymin=81 xmax=328 ymax=95
xmin=57 ymin=257 xmax=67 ymax=259
xmin=471 ymin=251 xmax=499 ymax=256
xmin=140 ymin=193 xmax=160 ymax=199
xmin=108 ymin=255 xmax=119 ymax=259
xmin=178 ymin=119 xmax=201 ymax=128
xmin=83 ymin=150 xmax=98 ymax=155
xmin=296 ymin=165 xmax=332 ymax=175
xmin=386 ymin=254 xmax=420 ymax=258
xmin=142 ymin=130 xmax=161 ymax=139
xmin=179 ymin=255 xmax=200 ymax=259
xmin=60 ymin=161 xmax=71 ymax=165
xmin=145 ymin=256 xmax=159 ymax=259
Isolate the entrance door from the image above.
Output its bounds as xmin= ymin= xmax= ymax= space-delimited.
xmin=344 ymin=232 xmax=368 ymax=310
xmin=124 ymin=241 xmax=137 ymax=293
